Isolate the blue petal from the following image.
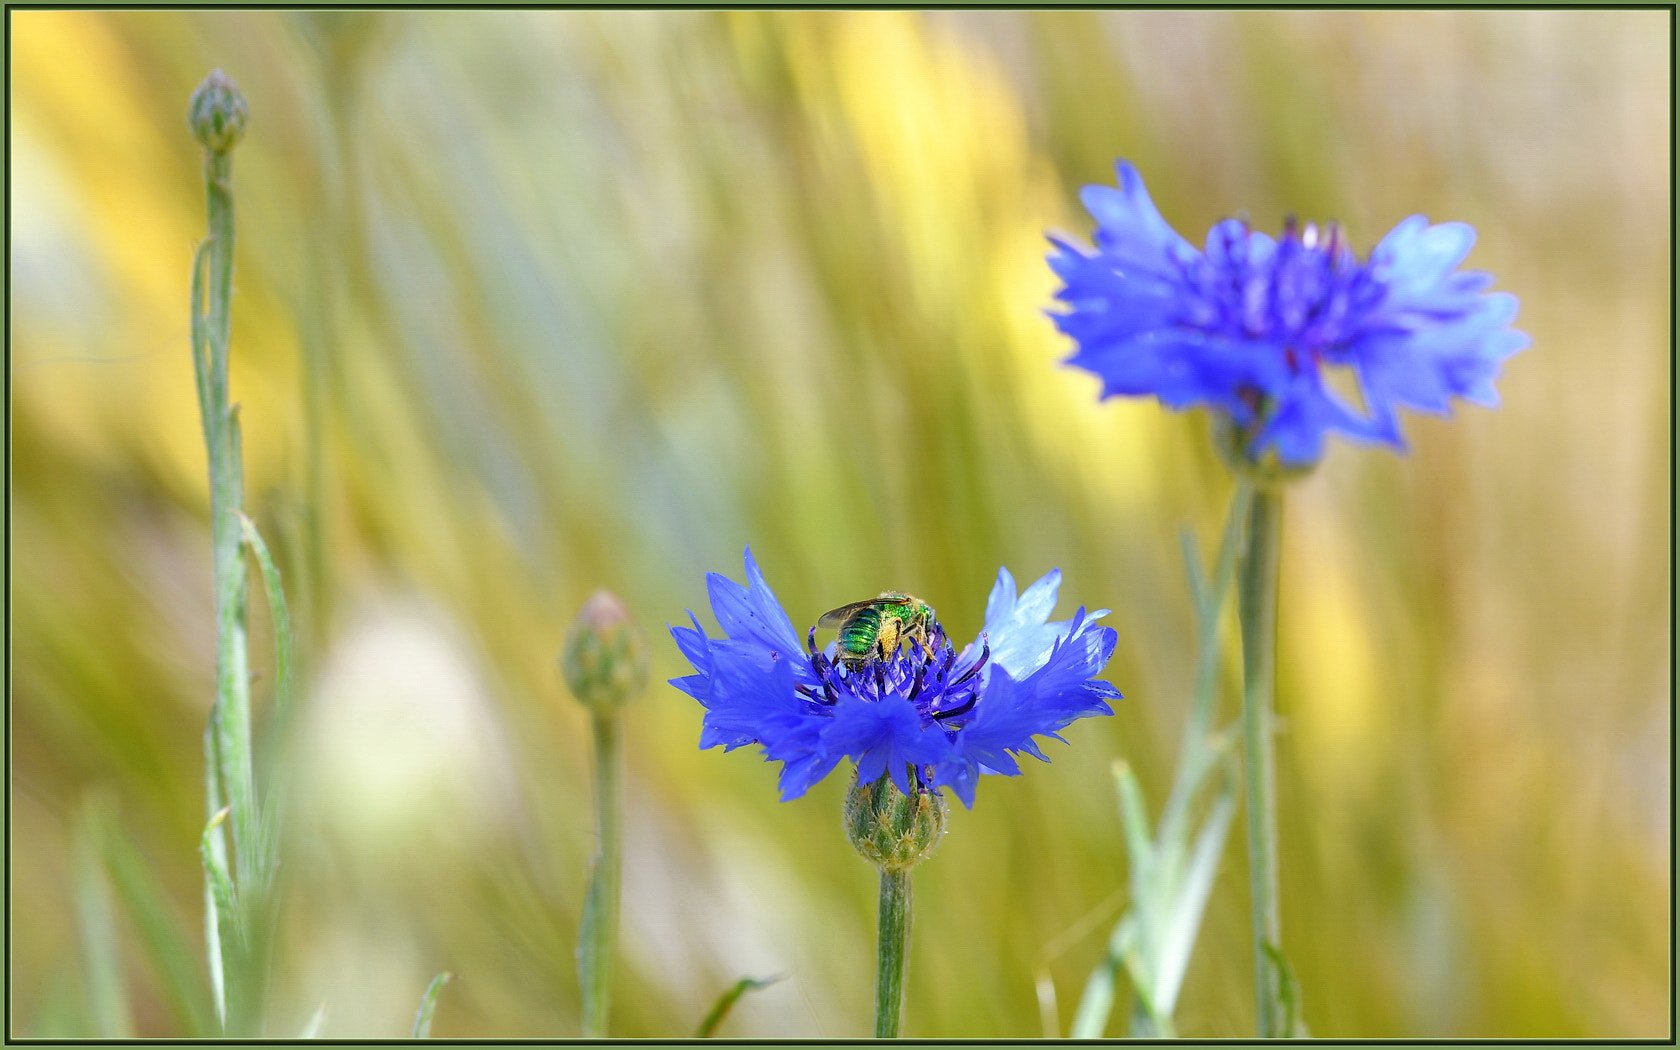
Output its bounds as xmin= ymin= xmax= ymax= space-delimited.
xmin=671 ymin=612 xmax=712 ymax=673
xmin=1352 ymin=292 xmax=1529 ymax=429
xmin=1080 ymin=160 xmax=1195 ymax=275
xmin=1371 ymin=216 xmax=1477 ymax=300
xmin=820 ymin=693 xmax=953 ymax=791
xmin=1252 ymin=369 xmax=1393 ymax=464
xmin=704 ymin=548 xmax=804 ymax=658
xmin=775 ymin=748 xmax=844 ymax=802
xmin=695 ymin=639 xmax=807 ymax=750
xmin=934 ymin=613 xmax=1120 ymax=807
xmin=981 ymin=567 xmax=1065 ymax=678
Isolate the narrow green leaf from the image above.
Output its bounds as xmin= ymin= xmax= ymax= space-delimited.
xmin=1154 ymin=777 xmax=1237 ymax=1015
xmin=694 ymin=974 xmax=783 ymax=1038
xmin=1159 ymin=483 xmax=1248 ymax=851
xmin=1119 ymin=943 xmax=1176 ymax=1039
xmin=1112 ymin=760 xmax=1154 ymax=900
xmin=237 ymin=510 xmax=293 ymax=898
xmin=202 ymin=719 xmax=228 ymax=1030
xmin=189 ymin=238 xmax=215 ymax=446
xmin=411 ymin=971 xmax=454 ymax=1038
xmin=1180 ymin=527 xmax=1208 ymax=613
xmin=237 ymin=512 xmax=293 ymax=718
xmin=73 ymin=800 xmax=133 ymax=1037
xmin=100 ymin=814 xmax=217 ymax=1036
xmin=1262 ymin=941 xmax=1306 ymax=1038
xmin=199 ymin=807 xmax=238 ymax=952
xmin=1069 ymin=912 xmax=1135 ymax=1038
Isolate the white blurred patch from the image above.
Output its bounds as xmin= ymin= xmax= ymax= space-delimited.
xmin=619 ymin=789 xmax=850 ymax=1036
xmin=299 ymin=593 xmax=518 ymax=859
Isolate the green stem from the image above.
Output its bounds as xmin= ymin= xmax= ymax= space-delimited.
xmin=202 ymin=719 xmax=228 ymax=1029
xmin=1238 ymin=484 xmax=1285 ymax=1037
xmin=196 ymin=142 xmax=267 ymax=1037
xmin=579 ymin=714 xmax=622 ymax=1038
xmin=203 ymin=148 xmax=256 ymax=890
xmin=873 ymin=868 xmax=912 ymax=1038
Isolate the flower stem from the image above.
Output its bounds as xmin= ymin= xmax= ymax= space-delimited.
xmin=1237 ymin=484 xmax=1285 ymax=1037
xmin=202 ymin=149 xmax=257 ymax=892
xmin=193 ymin=131 xmax=271 ymax=1037
xmin=579 ymin=713 xmax=622 ymax=1038
xmin=873 ymin=868 xmax=912 ymax=1038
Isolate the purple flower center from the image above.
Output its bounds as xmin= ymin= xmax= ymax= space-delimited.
xmin=797 ymin=624 xmax=991 ymax=732
xmin=1173 ymin=217 xmax=1387 ymax=375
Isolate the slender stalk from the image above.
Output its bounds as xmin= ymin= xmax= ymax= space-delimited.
xmin=579 ymin=713 xmax=622 ymax=1038
xmin=190 ymin=74 xmax=269 ymax=1036
xmin=202 ymin=719 xmax=228 ymax=1029
xmin=873 ymin=868 xmax=912 ymax=1038
xmin=412 ymin=971 xmax=455 ymax=1038
xmin=1159 ymin=480 xmax=1251 ymax=850
xmin=694 ymin=975 xmax=782 ymax=1038
xmin=204 ymin=150 xmax=257 ymax=888
xmin=1237 ymin=484 xmax=1285 ymax=1037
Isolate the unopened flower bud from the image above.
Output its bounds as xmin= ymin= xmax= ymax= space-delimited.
xmin=561 ymin=590 xmax=649 ymax=716
xmin=188 ymin=70 xmax=248 ymax=154
xmin=844 ymin=771 xmax=947 ymax=871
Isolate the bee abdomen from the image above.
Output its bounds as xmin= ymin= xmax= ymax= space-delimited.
xmin=838 ymin=607 xmax=882 ymax=656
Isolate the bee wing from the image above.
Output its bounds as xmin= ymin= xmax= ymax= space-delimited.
xmin=817 ymin=600 xmax=877 ymax=628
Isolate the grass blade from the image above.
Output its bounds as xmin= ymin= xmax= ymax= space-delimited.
xmin=1120 ymin=943 xmax=1176 ymax=1039
xmin=411 ymin=971 xmax=454 ymax=1038
xmin=1112 ymin=760 xmax=1154 ymax=901
xmin=73 ymin=799 xmax=133 ymax=1037
xmin=99 ymin=814 xmax=217 ymax=1036
xmin=1154 ymin=778 xmax=1236 ymax=1014
xmin=1069 ymin=912 xmax=1135 ymax=1038
xmin=694 ymin=974 xmax=782 ymax=1038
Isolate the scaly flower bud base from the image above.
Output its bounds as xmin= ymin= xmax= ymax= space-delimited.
xmin=844 ymin=770 xmax=947 ymax=872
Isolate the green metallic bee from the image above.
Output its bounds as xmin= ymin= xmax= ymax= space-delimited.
xmin=818 ymin=592 xmax=939 ymax=669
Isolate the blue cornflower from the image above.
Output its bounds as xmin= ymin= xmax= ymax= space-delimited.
xmin=671 ymin=550 xmax=1122 ymax=808
xmin=1048 ymin=161 xmax=1530 ymax=466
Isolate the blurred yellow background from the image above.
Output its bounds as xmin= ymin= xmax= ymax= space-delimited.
xmin=9 ymin=9 xmax=1669 ymax=1038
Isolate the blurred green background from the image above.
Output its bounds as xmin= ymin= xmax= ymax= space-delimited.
xmin=9 ymin=9 xmax=1669 ymax=1039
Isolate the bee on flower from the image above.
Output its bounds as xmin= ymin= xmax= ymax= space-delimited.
xmin=671 ymin=550 xmax=1122 ymax=809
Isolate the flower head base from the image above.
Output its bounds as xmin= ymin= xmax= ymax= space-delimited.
xmin=1049 ymin=161 xmax=1529 ymax=468
xmin=672 ymin=550 xmax=1122 ymax=808
xmin=845 ymin=772 xmax=948 ymax=871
